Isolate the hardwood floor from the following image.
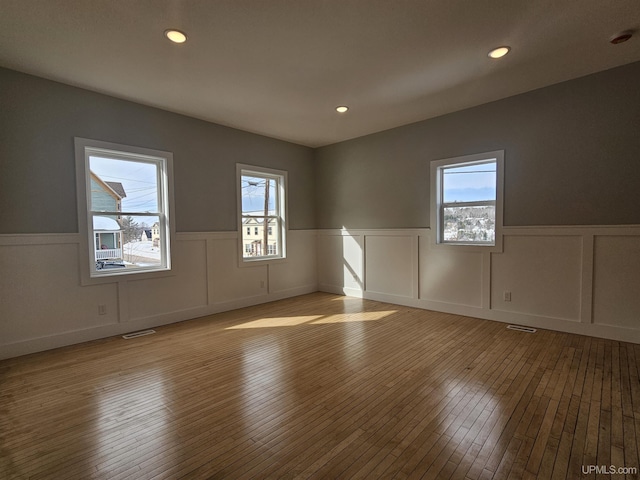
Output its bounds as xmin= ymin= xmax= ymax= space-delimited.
xmin=1 ymin=292 xmax=639 ymax=479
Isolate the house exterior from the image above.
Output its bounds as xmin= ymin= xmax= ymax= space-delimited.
xmin=151 ymin=222 xmax=161 ymax=247
xmin=90 ymin=172 xmax=125 ymax=215
xmin=90 ymin=171 xmax=126 ymax=260
xmin=242 ymin=217 xmax=278 ymax=257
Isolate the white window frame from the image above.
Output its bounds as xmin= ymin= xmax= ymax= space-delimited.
xmin=75 ymin=138 xmax=175 ymax=284
xmin=237 ymin=164 xmax=287 ymax=265
xmin=430 ymin=150 xmax=504 ymax=251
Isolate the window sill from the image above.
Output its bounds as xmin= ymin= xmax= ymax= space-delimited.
xmin=430 ymin=239 xmax=503 ymax=254
xmin=238 ymin=255 xmax=288 ymax=268
xmin=80 ymin=267 xmax=176 ymax=286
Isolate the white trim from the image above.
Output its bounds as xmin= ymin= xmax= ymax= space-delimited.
xmin=0 ymin=228 xmax=320 ymax=359
xmin=318 ymin=284 xmax=364 ymax=298
xmin=316 ymin=228 xmax=430 ymax=237
xmin=502 ymin=225 xmax=640 ymax=235
xmin=236 ymin=163 xmax=288 ymax=267
xmin=579 ymin=234 xmax=595 ymax=325
xmin=430 ymin=150 xmax=504 ymax=251
xmin=0 ymin=283 xmax=317 ymax=360
xmin=74 ymin=137 xmax=176 ymax=285
xmin=2 ymin=225 xmax=639 ymax=360
xmin=316 ymin=226 xmax=640 ymax=345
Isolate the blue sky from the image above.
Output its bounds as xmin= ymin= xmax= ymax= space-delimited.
xmin=241 ymin=175 xmax=276 ymax=214
xmin=90 ymin=156 xmax=159 ymax=212
xmin=443 ymin=162 xmax=496 ymax=203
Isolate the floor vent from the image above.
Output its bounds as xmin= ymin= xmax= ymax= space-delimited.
xmin=507 ymin=325 xmax=537 ymax=333
xmin=122 ymin=329 xmax=156 ymax=339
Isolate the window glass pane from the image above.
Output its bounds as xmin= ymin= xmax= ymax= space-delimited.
xmin=239 ymin=166 xmax=285 ymax=261
xmin=90 ymin=156 xmax=159 ymax=212
xmin=241 ymin=217 xmax=279 ymax=258
xmin=94 ymin=214 xmax=163 ymax=270
xmin=443 ymin=161 xmax=496 ymax=203
xmin=267 ymin=218 xmax=280 ymax=256
xmin=241 ymin=175 xmax=276 ymax=216
xmin=80 ymin=140 xmax=172 ymax=279
xmin=442 ymin=205 xmax=495 ymax=243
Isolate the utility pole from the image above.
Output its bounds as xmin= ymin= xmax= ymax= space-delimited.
xmin=263 ymin=179 xmax=269 ymax=256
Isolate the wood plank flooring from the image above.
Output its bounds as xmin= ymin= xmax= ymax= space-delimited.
xmin=1 ymin=292 xmax=639 ymax=479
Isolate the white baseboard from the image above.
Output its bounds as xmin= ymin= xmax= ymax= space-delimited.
xmin=317 ymin=226 xmax=640 ymax=345
xmin=0 ymin=284 xmax=318 ymax=360
xmin=325 ymin=286 xmax=640 ymax=345
xmin=318 ymin=284 xmax=363 ymax=298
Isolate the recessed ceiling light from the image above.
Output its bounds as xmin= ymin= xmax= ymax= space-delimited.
xmin=165 ymin=29 xmax=187 ymax=44
xmin=488 ymin=46 xmax=510 ymax=59
xmin=610 ymin=30 xmax=633 ymax=44
xmin=336 ymin=106 xmax=349 ymax=113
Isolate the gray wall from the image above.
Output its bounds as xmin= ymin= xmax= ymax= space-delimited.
xmin=314 ymin=61 xmax=640 ymax=229
xmin=0 ymin=68 xmax=316 ymax=234
xmin=3 ymin=62 xmax=640 ymax=234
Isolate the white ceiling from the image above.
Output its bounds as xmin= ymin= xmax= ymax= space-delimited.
xmin=1 ymin=0 xmax=639 ymax=147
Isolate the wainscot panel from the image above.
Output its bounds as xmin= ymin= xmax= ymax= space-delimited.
xmin=317 ymin=231 xmax=364 ymax=297
xmin=127 ymin=239 xmax=209 ymax=321
xmin=0 ymin=231 xmax=318 ymax=359
xmin=207 ymin=236 xmax=268 ymax=303
xmin=491 ymin=235 xmax=583 ymax=321
xmin=419 ymin=236 xmax=484 ymax=308
xmin=593 ymin=235 xmax=640 ymax=329
xmin=269 ymin=230 xmax=318 ymax=295
xmin=317 ymin=226 xmax=640 ymax=344
xmin=365 ymin=235 xmax=415 ymax=299
xmin=0 ymin=239 xmax=119 ymax=345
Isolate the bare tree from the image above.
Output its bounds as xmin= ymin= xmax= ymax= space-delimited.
xmin=121 ymin=216 xmax=140 ymax=243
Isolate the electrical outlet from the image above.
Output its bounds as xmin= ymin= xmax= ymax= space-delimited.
xmin=98 ymin=304 xmax=107 ymax=315
xmin=503 ymin=291 xmax=512 ymax=302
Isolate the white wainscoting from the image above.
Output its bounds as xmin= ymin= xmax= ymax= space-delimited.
xmin=419 ymin=237 xmax=484 ymax=308
xmin=317 ymin=226 xmax=640 ymax=344
xmin=317 ymin=231 xmax=364 ymax=297
xmin=491 ymin=235 xmax=583 ymax=321
xmin=592 ymin=235 xmax=640 ymax=329
xmin=364 ymin=235 xmax=416 ymax=299
xmin=0 ymin=230 xmax=318 ymax=359
xmin=3 ymin=226 xmax=638 ymax=358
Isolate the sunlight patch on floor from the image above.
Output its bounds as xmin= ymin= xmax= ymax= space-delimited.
xmin=310 ymin=310 xmax=397 ymax=324
xmin=227 ymin=315 xmax=324 ymax=329
xmin=226 ymin=310 xmax=398 ymax=329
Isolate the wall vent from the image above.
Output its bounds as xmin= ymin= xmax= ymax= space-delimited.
xmin=507 ymin=325 xmax=537 ymax=333
xmin=122 ymin=329 xmax=156 ymax=339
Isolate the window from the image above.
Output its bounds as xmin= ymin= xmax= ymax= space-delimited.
xmin=431 ymin=150 xmax=503 ymax=247
xmin=237 ymin=164 xmax=287 ymax=262
xmin=75 ymin=138 xmax=174 ymax=279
